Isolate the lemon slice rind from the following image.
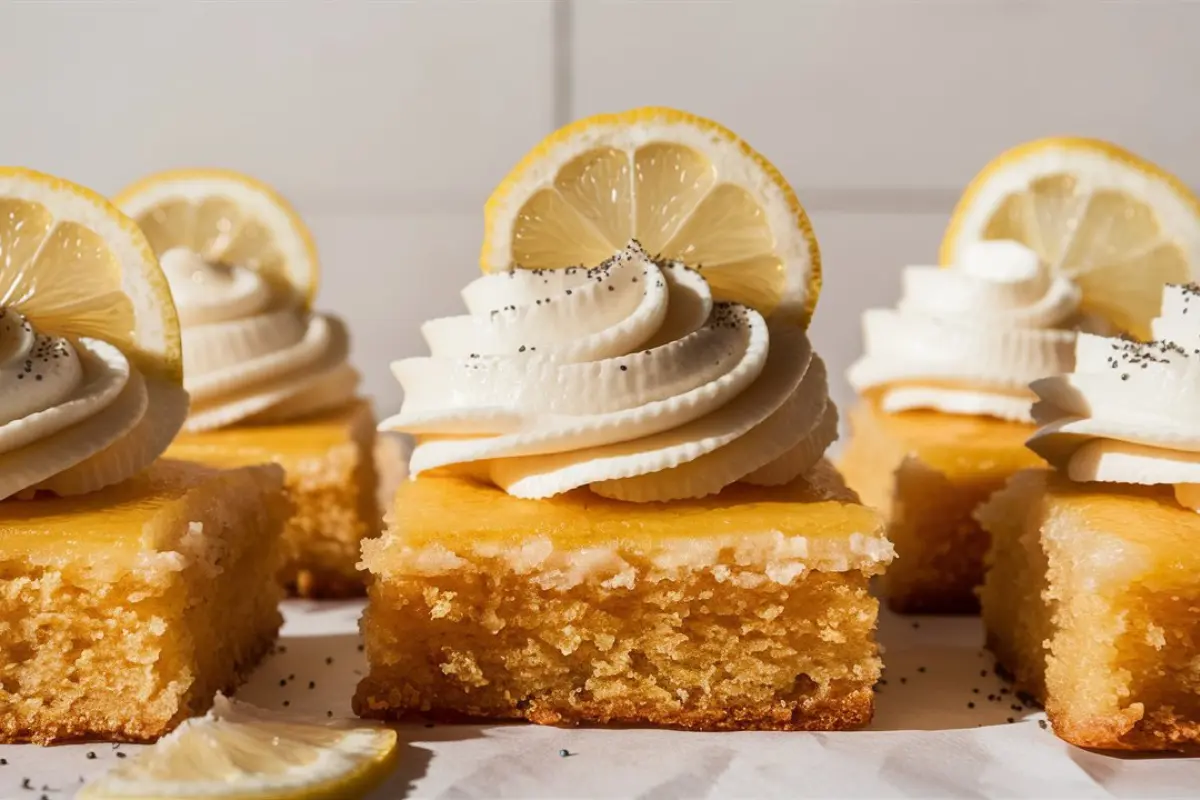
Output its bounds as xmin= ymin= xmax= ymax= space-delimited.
xmin=79 ymin=696 xmax=399 ymax=800
xmin=0 ymin=167 xmax=181 ymax=383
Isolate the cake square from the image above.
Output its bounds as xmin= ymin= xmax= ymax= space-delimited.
xmin=840 ymin=395 xmax=1042 ymax=613
xmin=354 ymin=461 xmax=891 ymax=731
xmin=0 ymin=460 xmax=288 ymax=744
xmin=978 ymin=469 xmax=1200 ymax=751
xmin=167 ymin=399 xmax=380 ymax=598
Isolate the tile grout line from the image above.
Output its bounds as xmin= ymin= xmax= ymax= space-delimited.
xmin=552 ymin=0 xmax=574 ymax=127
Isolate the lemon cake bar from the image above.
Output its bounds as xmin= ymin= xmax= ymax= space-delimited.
xmin=848 ymin=137 xmax=1200 ymax=615
xmin=979 ymin=283 xmax=1200 ymax=751
xmin=118 ymin=170 xmax=379 ymax=598
xmin=842 ymin=240 xmax=1070 ymax=613
xmin=979 ymin=471 xmax=1200 ymax=751
xmin=0 ymin=167 xmax=290 ymax=744
xmin=356 ymin=463 xmax=889 ymax=730
xmin=840 ymin=395 xmax=1040 ymax=613
xmin=0 ymin=461 xmax=288 ymax=744
xmin=168 ymin=399 xmax=380 ymax=597
xmin=358 ymin=109 xmax=894 ymax=730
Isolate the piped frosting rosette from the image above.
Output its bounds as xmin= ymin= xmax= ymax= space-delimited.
xmin=115 ymin=168 xmax=361 ymax=434
xmin=848 ymin=240 xmax=1083 ymax=422
xmin=1029 ymin=282 xmax=1200 ymax=511
xmin=161 ymin=248 xmax=359 ymax=433
xmin=379 ymin=242 xmax=836 ymax=502
xmin=0 ymin=309 xmax=187 ymax=500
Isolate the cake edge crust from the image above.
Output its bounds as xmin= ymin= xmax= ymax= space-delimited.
xmin=353 ymin=684 xmax=875 ymax=733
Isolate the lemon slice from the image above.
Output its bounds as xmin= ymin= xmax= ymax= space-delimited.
xmin=0 ymin=166 xmax=180 ymax=382
xmin=481 ymin=106 xmax=821 ymax=325
xmin=942 ymin=137 xmax=1200 ymax=339
xmin=79 ymin=696 xmax=399 ymax=800
xmin=115 ymin=169 xmax=319 ymax=306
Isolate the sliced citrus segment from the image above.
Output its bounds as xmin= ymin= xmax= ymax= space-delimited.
xmin=115 ymin=169 xmax=319 ymax=306
xmin=942 ymin=137 xmax=1200 ymax=339
xmin=79 ymin=696 xmax=399 ymax=800
xmin=0 ymin=167 xmax=180 ymax=382
xmin=483 ymin=106 xmax=820 ymax=325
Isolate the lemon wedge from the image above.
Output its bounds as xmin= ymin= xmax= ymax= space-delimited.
xmin=115 ymin=169 xmax=319 ymax=306
xmin=941 ymin=137 xmax=1200 ymax=339
xmin=481 ymin=106 xmax=820 ymax=325
xmin=0 ymin=166 xmax=181 ymax=382
xmin=79 ymin=696 xmax=399 ymax=800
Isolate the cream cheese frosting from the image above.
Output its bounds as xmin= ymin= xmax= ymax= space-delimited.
xmin=1029 ymin=281 xmax=1200 ymax=511
xmin=379 ymin=242 xmax=837 ymax=502
xmin=161 ymin=248 xmax=359 ymax=432
xmin=0 ymin=308 xmax=188 ymax=501
xmin=847 ymin=240 xmax=1082 ymax=422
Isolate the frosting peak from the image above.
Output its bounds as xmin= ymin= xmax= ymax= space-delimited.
xmin=1029 ymin=282 xmax=1200 ymax=511
xmin=161 ymin=247 xmax=273 ymax=327
xmin=848 ymin=239 xmax=1081 ymax=422
xmin=380 ymin=242 xmax=837 ymax=502
xmin=0 ymin=308 xmax=188 ymax=501
xmin=164 ymin=249 xmax=359 ymax=432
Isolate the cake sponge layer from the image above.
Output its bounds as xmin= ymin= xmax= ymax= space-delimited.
xmin=355 ymin=461 xmax=890 ymax=731
xmin=0 ymin=460 xmax=288 ymax=744
xmin=979 ymin=469 xmax=1200 ymax=751
xmin=841 ymin=397 xmax=1039 ymax=613
xmin=168 ymin=399 xmax=381 ymax=598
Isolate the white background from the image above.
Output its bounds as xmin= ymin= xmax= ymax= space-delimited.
xmin=2 ymin=0 xmax=1198 ymax=419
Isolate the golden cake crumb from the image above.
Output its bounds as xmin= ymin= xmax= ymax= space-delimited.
xmin=979 ymin=469 xmax=1200 ymax=751
xmin=354 ymin=461 xmax=892 ymax=731
xmin=168 ymin=399 xmax=381 ymax=598
xmin=840 ymin=395 xmax=1040 ymax=613
xmin=0 ymin=460 xmax=288 ymax=744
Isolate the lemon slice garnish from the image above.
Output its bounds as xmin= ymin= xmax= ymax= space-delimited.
xmin=481 ymin=106 xmax=821 ymax=326
xmin=942 ymin=137 xmax=1200 ymax=339
xmin=115 ymin=169 xmax=319 ymax=307
xmin=79 ymin=696 xmax=398 ymax=800
xmin=0 ymin=167 xmax=180 ymax=382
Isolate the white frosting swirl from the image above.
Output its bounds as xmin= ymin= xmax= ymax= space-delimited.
xmin=0 ymin=308 xmax=187 ymax=501
xmin=162 ymin=248 xmax=359 ymax=432
xmin=1029 ymin=282 xmax=1200 ymax=511
xmin=847 ymin=240 xmax=1082 ymax=422
xmin=380 ymin=242 xmax=836 ymax=502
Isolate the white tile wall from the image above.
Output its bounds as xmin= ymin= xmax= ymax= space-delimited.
xmin=2 ymin=1 xmax=1197 ymax=420
xmin=308 ymin=212 xmax=482 ymax=414
xmin=807 ymin=211 xmax=946 ymax=416
xmin=0 ymin=2 xmax=556 ymax=209
xmin=571 ymin=1 xmax=1200 ymax=198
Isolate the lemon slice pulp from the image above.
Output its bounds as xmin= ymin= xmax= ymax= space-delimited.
xmin=482 ymin=106 xmax=820 ymax=325
xmin=0 ymin=167 xmax=180 ymax=382
xmin=115 ymin=169 xmax=319 ymax=306
xmin=79 ymin=696 xmax=398 ymax=800
xmin=942 ymin=137 xmax=1200 ymax=339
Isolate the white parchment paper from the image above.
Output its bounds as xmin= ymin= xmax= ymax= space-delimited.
xmin=4 ymin=601 xmax=1197 ymax=799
